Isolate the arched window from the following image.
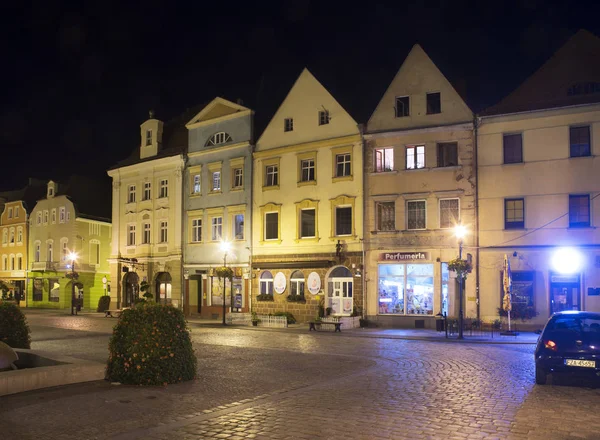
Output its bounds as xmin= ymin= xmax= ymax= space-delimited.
xmin=35 ymin=242 xmax=41 ymax=262
xmin=47 ymin=240 xmax=54 ymax=262
xmin=259 ymin=271 xmax=274 ymax=296
xmin=10 ymin=255 xmax=15 ymax=271
xmin=290 ymin=270 xmax=305 ymax=297
xmin=327 ymin=266 xmax=354 ymax=316
xmin=2 ymin=255 xmax=7 ymax=271
xmin=17 ymin=254 xmax=22 ymax=270
xmin=205 ymin=132 xmax=232 ymax=147
xmin=17 ymin=227 xmax=23 ymax=243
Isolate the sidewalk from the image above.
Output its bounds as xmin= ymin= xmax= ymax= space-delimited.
xmin=185 ymin=317 xmax=540 ymax=344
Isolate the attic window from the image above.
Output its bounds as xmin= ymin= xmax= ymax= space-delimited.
xmin=146 ymin=129 xmax=152 ymax=146
xmin=426 ymin=92 xmax=441 ymax=115
xmin=206 ymin=132 xmax=232 ymax=147
xmin=318 ymin=110 xmax=330 ymax=126
xmin=48 ymin=187 xmax=54 ymax=197
xmin=395 ymin=96 xmax=409 ymax=118
xmin=284 ymin=118 xmax=294 ymax=132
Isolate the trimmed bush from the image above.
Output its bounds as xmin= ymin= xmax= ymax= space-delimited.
xmin=273 ymin=311 xmax=296 ymax=324
xmin=0 ymin=301 xmax=31 ymax=348
xmin=106 ymin=303 xmax=196 ymax=385
xmin=97 ymin=295 xmax=111 ymax=313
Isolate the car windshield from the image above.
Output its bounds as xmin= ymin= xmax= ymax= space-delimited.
xmin=547 ymin=316 xmax=600 ymax=334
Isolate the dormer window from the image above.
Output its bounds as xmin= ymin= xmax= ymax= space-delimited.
xmin=318 ymin=110 xmax=330 ymax=126
xmin=146 ymin=129 xmax=152 ymax=146
xmin=206 ymin=132 xmax=232 ymax=147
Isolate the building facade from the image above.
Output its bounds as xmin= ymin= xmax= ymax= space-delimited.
xmin=478 ymin=30 xmax=600 ymax=328
xmin=183 ymin=98 xmax=253 ymax=318
xmin=27 ymin=180 xmax=112 ymax=309
xmin=0 ymin=200 xmax=28 ymax=304
xmin=108 ymin=112 xmax=185 ymax=309
xmin=252 ymin=68 xmax=364 ymax=323
xmin=364 ymin=44 xmax=477 ymax=328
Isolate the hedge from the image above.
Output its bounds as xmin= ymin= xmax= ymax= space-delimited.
xmin=0 ymin=301 xmax=31 ymax=348
xmin=106 ymin=303 xmax=197 ymax=385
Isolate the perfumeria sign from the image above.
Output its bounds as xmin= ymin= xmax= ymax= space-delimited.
xmin=379 ymin=252 xmax=430 ymax=261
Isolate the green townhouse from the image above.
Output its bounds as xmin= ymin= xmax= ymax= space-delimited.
xmin=27 ymin=177 xmax=112 ymax=310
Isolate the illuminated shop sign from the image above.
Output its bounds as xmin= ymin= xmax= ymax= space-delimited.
xmin=379 ymin=252 xmax=430 ymax=261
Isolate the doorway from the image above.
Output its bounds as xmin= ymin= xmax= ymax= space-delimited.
xmin=549 ymin=273 xmax=581 ymax=315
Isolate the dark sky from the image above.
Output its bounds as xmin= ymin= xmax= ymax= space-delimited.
xmin=1 ymin=0 xmax=599 ymax=191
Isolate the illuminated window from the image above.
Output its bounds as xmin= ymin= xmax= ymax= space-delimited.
xmin=406 ymin=146 xmax=425 ymax=169
xmin=260 ymin=271 xmax=274 ymax=296
xmin=439 ymin=199 xmax=459 ymax=229
xmin=211 ymin=217 xmax=222 ymax=241
xmin=374 ymin=148 xmax=394 ymax=172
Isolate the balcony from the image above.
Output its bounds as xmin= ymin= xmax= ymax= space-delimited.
xmin=31 ymin=261 xmax=56 ymax=272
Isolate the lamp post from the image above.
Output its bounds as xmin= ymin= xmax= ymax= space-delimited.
xmin=69 ymin=252 xmax=77 ymax=316
xmin=220 ymin=240 xmax=231 ymax=326
xmin=454 ymin=225 xmax=467 ymax=339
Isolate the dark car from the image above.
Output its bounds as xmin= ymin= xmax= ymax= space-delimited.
xmin=535 ymin=311 xmax=600 ymax=384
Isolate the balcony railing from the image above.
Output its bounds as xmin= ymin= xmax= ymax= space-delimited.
xmin=31 ymin=261 xmax=56 ymax=271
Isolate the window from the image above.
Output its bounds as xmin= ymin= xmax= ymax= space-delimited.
xmin=33 ymin=278 xmax=42 ymax=301
xmin=191 ymin=219 xmax=202 ymax=242
xmin=378 ymin=264 xmax=434 ymax=315
xmin=335 ymin=154 xmax=351 ymax=177
xmin=206 ymin=132 xmax=232 ymax=146
xmin=211 ymin=217 xmax=222 ymax=241
xmin=407 ymin=200 xmax=426 ymax=230
xmin=49 ymin=278 xmax=59 ymax=302
xmin=48 ymin=187 xmax=54 ymax=197
xmin=265 ymin=165 xmax=278 ymax=187
xmin=37 ymin=212 xmax=42 ymax=225
xmin=232 ymin=168 xmax=243 ymax=189
xmin=504 ymin=198 xmax=524 ymax=229
xmin=62 ymin=241 xmax=68 ymax=261
xmin=142 ymin=182 xmax=151 ymax=200
xmin=301 ymin=159 xmax=315 ymax=182
xmin=17 ymin=228 xmax=22 ymax=243
xmin=318 ymin=110 xmax=330 ymax=126
xmin=376 ymin=202 xmax=395 ymax=231
xmin=47 ymin=242 xmax=53 ymax=262
xmin=17 ymin=255 xmax=22 ymax=270
xmin=142 ymin=223 xmax=151 ymax=244
xmin=9 ymin=229 xmax=14 ymax=244
xmin=146 ymin=129 xmax=152 ymax=146
xmin=59 ymin=207 xmax=65 ymax=223
xmin=300 ymin=209 xmax=316 ymax=238
xmin=570 ymin=126 xmax=591 ymax=157
xmin=51 ymin=209 xmax=56 ymax=224
xmin=335 ymin=207 xmax=352 ymax=236
xmin=426 ymin=92 xmax=441 ymax=114
xmin=260 ymin=271 xmax=274 ymax=296
xmin=35 ymin=243 xmax=40 ymax=262
xmin=43 ymin=210 xmax=49 ymax=224
xmin=159 ymin=221 xmax=168 ymax=243
xmin=374 ymin=148 xmax=394 ymax=172
xmin=265 ymin=212 xmax=279 ymax=240
xmin=127 ymin=225 xmax=136 ymax=246
xmin=439 ymin=199 xmax=459 ymax=229
xmin=569 ymin=194 xmax=590 ymax=228
xmin=395 ymin=96 xmax=410 ymax=118
xmin=327 ymin=266 xmax=354 ymax=314
xmin=66 ymin=211 xmax=70 ymax=222
xmin=14 ymin=207 xmax=18 ymax=218
xmin=284 ymin=118 xmax=294 ymax=132
xmin=2 ymin=255 xmax=6 ymax=270
xmin=128 ymin=185 xmax=136 ymax=203
xmin=10 ymin=256 xmax=14 ymax=270
xmin=90 ymin=241 xmax=100 ymax=265
xmin=503 ymin=134 xmax=523 ymax=164
xmin=233 ymin=214 xmax=244 ymax=240
xmin=211 ymin=171 xmax=221 ymax=191
xmin=437 ymin=142 xmax=458 ymax=167
xmin=1 ymin=229 xmax=6 ymax=244
xmin=7 ymin=208 xmax=12 ymax=219
xmin=159 ymin=179 xmax=168 ymax=198
xmin=290 ymin=270 xmax=305 ymax=297
xmin=406 ymin=146 xmax=425 ymax=169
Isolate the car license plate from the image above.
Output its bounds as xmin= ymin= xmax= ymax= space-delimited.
xmin=565 ymin=359 xmax=596 ymax=368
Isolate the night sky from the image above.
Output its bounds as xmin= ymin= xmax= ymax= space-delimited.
xmin=1 ymin=0 xmax=600 ymax=191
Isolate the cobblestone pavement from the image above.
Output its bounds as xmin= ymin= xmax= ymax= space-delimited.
xmin=2 ymin=311 xmax=600 ymax=440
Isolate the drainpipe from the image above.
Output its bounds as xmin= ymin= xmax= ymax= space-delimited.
xmin=473 ymin=116 xmax=481 ymax=320
xmin=359 ymin=123 xmax=367 ymax=320
xmin=181 ymin=154 xmax=188 ymax=316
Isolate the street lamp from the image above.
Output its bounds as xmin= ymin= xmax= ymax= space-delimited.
xmin=69 ymin=251 xmax=77 ymax=316
xmin=454 ymin=225 xmax=467 ymax=339
xmin=220 ymin=240 xmax=231 ymax=326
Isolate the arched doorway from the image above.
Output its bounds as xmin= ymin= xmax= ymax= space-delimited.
xmin=155 ymin=272 xmax=172 ymax=304
xmin=326 ymin=266 xmax=353 ymax=316
xmin=122 ymin=272 xmax=139 ymax=307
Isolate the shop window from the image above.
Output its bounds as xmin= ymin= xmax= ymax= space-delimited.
xmin=395 ymin=96 xmax=409 ymax=117
xmin=570 ymin=126 xmax=590 ymax=157
xmin=441 ymin=263 xmax=449 ymax=316
xmin=504 ymin=198 xmax=524 ymax=229
xmin=437 ymin=142 xmax=458 ymax=167
xmin=407 ymin=200 xmax=426 ymax=230
xmin=327 ymin=266 xmax=353 ymax=315
xmin=426 ymin=92 xmax=441 ymax=114
xmin=290 ymin=270 xmax=305 ymax=296
xmin=260 ymin=271 xmax=274 ymax=296
xmin=569 ymin=194 xmax=590 ymax=228
xmin=374 ymin=148 xmax=394 ymax=172
xmin=439 ymin=198 xmax=459 ymax=229
xmin=406 ymin=146 xmax=425 ymax=170
xmin=378 ymin=264 xmax=434 ymax=315
xmin=503 ymin=134 xmax=523 ymax=164
xmin=33 ymin=278 xmax=43 ymax=301
xmin=499 ymin=270 xmax=535 ymax=316
xmin=49 ymin=278 xmax=59 ymax=302
xmin=376 ymin=202 xmax=395 ymax=231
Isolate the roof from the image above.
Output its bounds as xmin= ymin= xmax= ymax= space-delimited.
xmin=482 ymin=30 xmax=600 ymax=116
xmin=0 ymin=178 xmax=49 ymax=214
xmin=108 ymin=104 xmax=207 ymax=171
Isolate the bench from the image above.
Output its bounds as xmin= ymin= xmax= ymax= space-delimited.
xmin=308 ymin=321 xmax=342 ymax=332
xmin=104 ymin=308 xmax=129 ymax=318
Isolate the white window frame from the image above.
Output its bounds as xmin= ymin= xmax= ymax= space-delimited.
xmin=59 ymin=207 xmax=65 ymax=223
xmin=439 ymin=198 xmax=460 ymax=229
xmin=192 ymin=174 xmax=201 ymax=194
xmin=128 ymin=185 xmax=136 ymax=203
xmin=211 ymin=217 xmax=223 ymax=241
xmin=265 ymin=165 xmax=278 ymax=187
xmin=233 ymin=168 xmax=243 ymax=188
xmin=335 ymin=154 xmax=351 ymax=177
xmin=290 ymin=271 xmax=305 ymax=296
xmin=143 ymin=182 xmax=152 ymax=200
xmin=127 ymin=224 xmax=136 ymax=246
xmin=406 ymin=145 xmax=425 ymax=170
xmin=159 ymin=179 xmax=168 ymax=198
xmin=407 ymin=200 xmax=427 ymax=230
xmin=376 ymin=201 xmax=396 ymax=231
xmin=212 ymin=171 xmax=221 ymax=192
xmin=233 ymin=214 xmax=244 ymax=240
xmin=143 ymin=223 xmax=151 ymax=244
xmin=374 ymin=148 xmax=394 ymax=173
xmin=191 ymin=219 xmax=202 ymax=243
xmin=260 ymin=271 xmax=274 ymax=296
xmin=159 ymin=221 xmax=168 ymax=243
xmin=301 ymin=159 xmax=315 ymax=182
xmin=206 ymin=132 xmax=232 ymax=146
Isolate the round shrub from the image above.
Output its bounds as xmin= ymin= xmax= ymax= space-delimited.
xmin=0 ymin=301 xmax=31 ymax=348
xmin=97 ymin=295 xmax=111 ymax=313
xmin=106 ymin=303 xmax=197 ymax=385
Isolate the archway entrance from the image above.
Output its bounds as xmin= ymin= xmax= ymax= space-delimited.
xmin=155 ymin=272 xmax=172 ymax=304
xmin=327 ymin=266 xmax=353 ymax=316
xmin=122 ymin=272 xmax=139 ymax=307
